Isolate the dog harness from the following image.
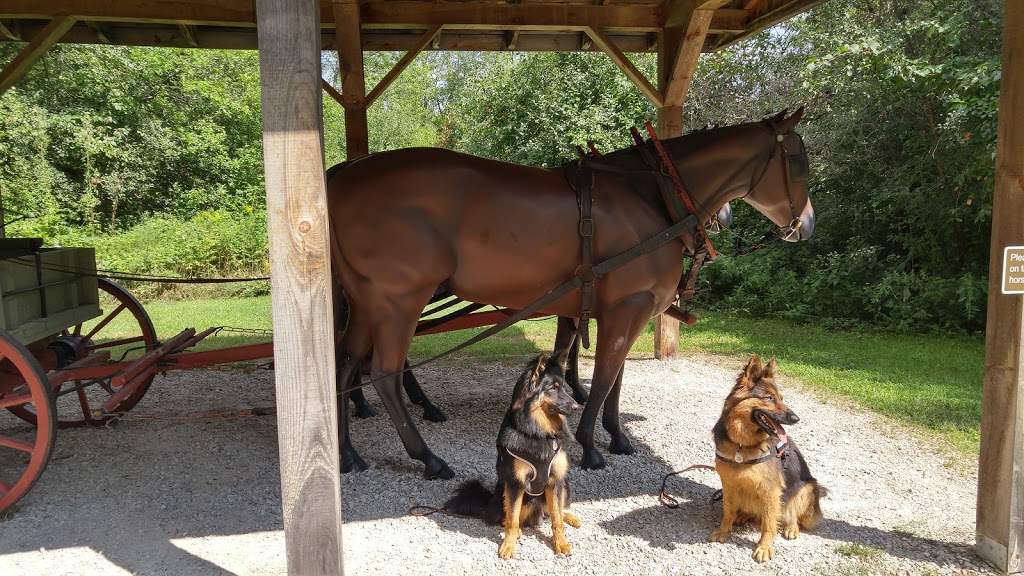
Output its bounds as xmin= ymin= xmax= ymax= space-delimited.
xmin=505 ymin=439 xmax=561 ymax=496
xmin=715 ymin=439 xmax=788 ymax=466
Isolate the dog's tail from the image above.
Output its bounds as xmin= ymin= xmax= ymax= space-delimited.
xmin=443 ymin=479 xmax=502 ymax=524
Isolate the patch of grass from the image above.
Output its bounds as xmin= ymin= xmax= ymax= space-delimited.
xmin=113 ymin=297 xmax=983 ymax=455
xmin=835 ymin=543 xmax=883 ymax=558
xmin=673 ymin=311 xmax=984 ymax=455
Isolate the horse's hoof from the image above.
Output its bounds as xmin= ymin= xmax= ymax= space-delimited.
xmin=421 ymin=402 xmax=448 ymax=423
xmin=609 ymin=435 xmax=635 ymax=455
xmin=580 ymin=450 xmax=606 ymax=471
xmin=353 ymin=403 xmax=377 ymax=419
xmin=423 ymin=455 xmax=455 ymax=480
xmin=342 ymin=449 xmax=369 ymax=473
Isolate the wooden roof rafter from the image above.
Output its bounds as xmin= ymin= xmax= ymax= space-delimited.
xmin=0 ymin=0 xmax=828 ymax=54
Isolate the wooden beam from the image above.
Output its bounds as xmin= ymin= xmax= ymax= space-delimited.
xmin=321 ymin=77 xmax=344 ymax=107
xmin=3 ymin=23 xmax=659 ymax=53
xmin=709 ymin=0 xmax=828 ymax=51
xmin=333 ymin=0 xmax=369 ymax=159
xmin=0 ymin=1 xmax=662 ymax=31
xmin=0 ymin=15 xmax=76 ymax=97
xmin=664 ymin=8 xmax=713 ymax=107
xmin=0 ymin=19 xmax=20 ymax=41
xmin=504 ymin=29 xmax=520 ymax=50
xmin=254 ymin=0 xmax=344 ymax=573
xmin=365 ymin=24 xmax=441 ymax=107
xmin=83 ymin=20 xmax=110 ymax=43
xmin=977 ymin=2 xmax=1024 ymax=573
xmin=178 ymin=23 xmax=199 ymax=47
xmin=354 ymin=2 xmax=660 ymax=31
xmin=584 ymin=26 xmax=663 ymax=107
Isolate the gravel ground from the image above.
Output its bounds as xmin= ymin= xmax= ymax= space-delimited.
xmin=0 ymin=354 xmax=994 ymax=575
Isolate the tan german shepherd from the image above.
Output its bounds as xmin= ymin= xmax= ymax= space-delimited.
xmin=707 ymin=355 xmax=826 ymax=562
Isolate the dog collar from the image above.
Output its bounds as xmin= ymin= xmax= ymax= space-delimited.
xmin=506 ymin=439 xmax=561 ymax=496
xmin=715 ymin=440 xmax=787 ymax=466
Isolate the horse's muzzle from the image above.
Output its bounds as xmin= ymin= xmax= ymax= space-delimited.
xmin=787 ymin=198 xmax=815 ymax=242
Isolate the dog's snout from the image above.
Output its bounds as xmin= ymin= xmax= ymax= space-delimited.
xmin=784 ymin=410 xmax=800 ymax=425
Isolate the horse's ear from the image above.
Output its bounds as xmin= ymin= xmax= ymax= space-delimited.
xmin=777 ymin=106 xmax=805 ymax=133
xmin=770 ymin=108 xmax=788 ymax=123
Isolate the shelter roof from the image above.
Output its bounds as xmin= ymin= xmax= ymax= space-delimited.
xmin=0 ymin=1 xmax=824 ymax=53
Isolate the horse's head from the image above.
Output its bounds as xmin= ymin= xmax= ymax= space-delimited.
xmin=742 ymin=107 xmax=815 ymax=242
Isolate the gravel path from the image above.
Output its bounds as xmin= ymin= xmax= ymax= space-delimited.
xmin=0 ymin=355 xmax=993 ymax=575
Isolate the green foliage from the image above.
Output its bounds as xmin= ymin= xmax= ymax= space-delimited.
xmin=66 ymin=210 xmax=270 ymax=300
xmin=3 ymin=46 xmax=264 ymax=233
xmin=438 ymin=52 xmax=656 ymax=166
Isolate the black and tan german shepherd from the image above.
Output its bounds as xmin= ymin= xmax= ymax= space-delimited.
xmin=444 ymin=351 xmax=582 ymax=559
xmin=707 ymin=355 xmax=826 ymax=562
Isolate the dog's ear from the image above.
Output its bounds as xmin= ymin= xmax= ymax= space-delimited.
xmin=511 ymin=355 xmax=546 ymax=410
xmin=742 ymin=355 xmax=763 ymax=381
xmin=764 ymin=358 xmax=777 ymax=378
xmin=551 ymin=348 xmax=570 ymax=373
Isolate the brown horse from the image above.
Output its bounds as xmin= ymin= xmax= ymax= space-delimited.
xmin=327 ymin=108 xmax=814 ymax=479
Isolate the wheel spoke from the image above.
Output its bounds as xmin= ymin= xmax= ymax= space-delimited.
xmin=0 ymin=435 xmax=34 ymax=453
xmin=83 ymin=302 xmax=129 ymax=341
xmin=0 ymin=390 xmax=32 ymax=410
xmin=85 ymin=335 xmax=146 ymax=351
xmin=76 ymin=386 xmax=93 ymax=421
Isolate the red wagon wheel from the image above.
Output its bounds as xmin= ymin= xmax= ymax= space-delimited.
xmin=7 ymin=278 xmax=158 ymax=428
xmin=0 ymin=330 xmax=57 ymax=515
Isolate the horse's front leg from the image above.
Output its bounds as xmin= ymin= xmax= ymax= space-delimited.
xmin=602 ymin=365 xmax=634 ymax=455
xmin=574 ymin=296 xmax=653 ymax=470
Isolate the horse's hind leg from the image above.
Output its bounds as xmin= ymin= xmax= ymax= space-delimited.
xmin=602 ymin=366 xmax=634 ymax=455
xmin=349 ymin=386 xmax=377 ymax=419
xmin=370 ymin=298 xmax=454 ymax=480
xmin=401 ymin=361 xmax=448 ymax=422
xmin=556 ymin=317 xmax=588 ymax=405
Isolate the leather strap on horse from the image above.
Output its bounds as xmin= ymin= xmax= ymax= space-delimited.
xmin=342 ymin=212 xmax=701 ymax=394
xmin=576 ymin=161 xmax=596 ymax=350
xmin=642 ymin=122 xmax=717 ymax=260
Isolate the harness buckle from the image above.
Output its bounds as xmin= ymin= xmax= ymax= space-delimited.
xmin=782 ymin=219 xmax=802 ymax=241
xmin=579 ymin=218 xmax=594 ymax=237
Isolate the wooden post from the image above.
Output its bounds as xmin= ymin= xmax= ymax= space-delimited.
xmin=651 ymin=1 xmax=695 ymax=360
xmin=333 ymin=0 xmax=369 ymax=160
xmin=977 ymin=2 xmax=1024 ymax=573
xmin=254 ymin=0 xmax=344 ymax=573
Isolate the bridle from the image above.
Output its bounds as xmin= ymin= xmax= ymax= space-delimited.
xmin=736 ymin=120 xmax=810 ymax=256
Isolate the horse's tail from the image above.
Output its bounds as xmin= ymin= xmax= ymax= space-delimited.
xmin=443 ymin=479 xmax=502 ymax=524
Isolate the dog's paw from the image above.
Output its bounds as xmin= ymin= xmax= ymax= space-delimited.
xmin=563 ymin=512 xmax=582 ymax=528
xmin=498 ymin=540 xmax=517 ymax=560
xmin=707 ymin=529 xmax=731 ymax=543
xmin=782 ymin=524 xmax=800 ymax=540
xmin=753 ymin=544 xmax=775 ymax=563
xmin=552 ymin=536 xmax=572 ymax=556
